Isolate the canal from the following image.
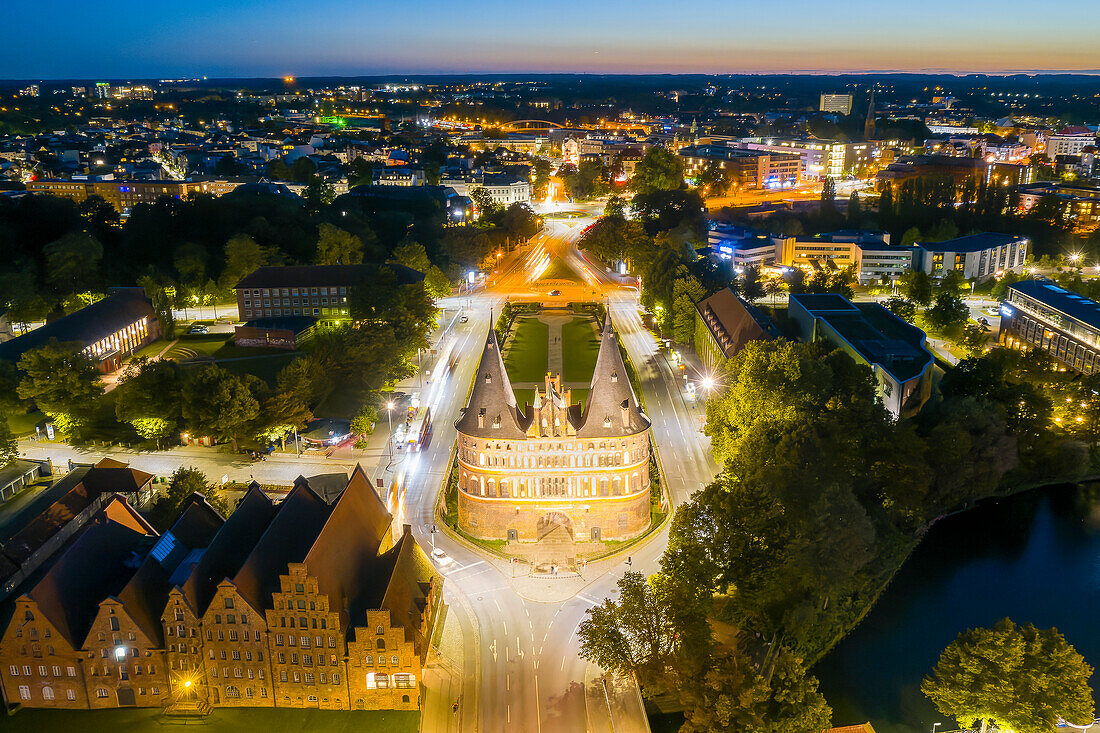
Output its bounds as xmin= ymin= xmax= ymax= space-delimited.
xmin=815 ymin=483 xmax=1100 ymax=733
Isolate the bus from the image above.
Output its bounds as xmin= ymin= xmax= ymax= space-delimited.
xmin=402 ymin=406 xmax=433 ymax=452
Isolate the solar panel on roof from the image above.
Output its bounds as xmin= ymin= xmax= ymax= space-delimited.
xmin=150 ymin=531 xmax=177 ymax=563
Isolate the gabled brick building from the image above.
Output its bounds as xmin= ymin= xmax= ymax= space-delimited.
xmin=0 ymin=464 xmax=443 ymax=714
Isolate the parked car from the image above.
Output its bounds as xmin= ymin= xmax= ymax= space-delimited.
xmin=548 ymin=289 xmax=561 ymax=296
xmin=188 ymin=324 xmax=209 ymax=334
xmin=460 ymin=314 xmax=469 ymax=323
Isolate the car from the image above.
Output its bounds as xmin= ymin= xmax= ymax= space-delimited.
xmin=188 ymin=324 xmax=208 ymax=334
xmin=430 ymin=547 xmax=449 ymax=563
xmin=460 ymin=315 xmax=469 ymax=323
xmin=548 ymin=289 xmax=561 ymax=296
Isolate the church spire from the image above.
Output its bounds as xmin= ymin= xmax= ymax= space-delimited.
xmin=578 ymin=315 xmax=649 ymax=438
xmin=864 ymin=89 xmax=876 ymax=140
xmin=454 ymin=324 xmax=528 ymax=439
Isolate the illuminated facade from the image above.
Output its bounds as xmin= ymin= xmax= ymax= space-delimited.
xmin=999 ymin=280 xmax=1100 ymax=375
xmin=455 ymin=321 xmax=652 ymax=542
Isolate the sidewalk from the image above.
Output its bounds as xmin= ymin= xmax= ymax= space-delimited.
xmin=584 ymin=666 xmax=651 ymax=733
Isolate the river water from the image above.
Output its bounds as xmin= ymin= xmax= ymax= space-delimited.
xmin=814 ymin=483 xmax=1100 ymax=733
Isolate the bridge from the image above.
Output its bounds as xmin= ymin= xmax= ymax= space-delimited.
xmin=500 ymin=119 xmax=564 ymax=132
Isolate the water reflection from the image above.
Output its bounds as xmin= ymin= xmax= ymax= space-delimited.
xmin=815 ymin=484 xmax=1100 ymax=733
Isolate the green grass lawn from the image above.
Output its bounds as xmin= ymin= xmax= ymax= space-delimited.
xmin=130 ymin=338 xmax=171 ymax=361
xmin=167 ymin=334 xmax=232 ymax=359
xmin=314 ymin=381 xmax=366 ymax=420
xmin=538 ymin=257 xmax=584 ymax=283
xmin=504 ymin=317 xmax=549 ymax=383
xmin=6 ymin=409 xmax=45 ymax=437
xmin=0 ymin=707 xmax=419 ymax=733
xmin=561 ymin=317 xmax=600 ymax=382
xmin=213 ymin=353 xmax=301 ymax=387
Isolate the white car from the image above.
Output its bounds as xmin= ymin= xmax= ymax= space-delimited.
xmin=431 ymin=547 xmax=449 ymax=563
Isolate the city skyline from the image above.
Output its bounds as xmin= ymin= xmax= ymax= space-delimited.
xmin=6 ymin=0 xmax=1100 ymax=79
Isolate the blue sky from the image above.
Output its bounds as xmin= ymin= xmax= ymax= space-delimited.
xmin=6 ymin=0 xmax=1100 ymax=78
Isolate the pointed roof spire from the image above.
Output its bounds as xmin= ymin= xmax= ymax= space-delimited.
xmin=578 ymin=315 xmax=650 ymax=438
xmin=455 ymin=324 xmax=528 ymax=439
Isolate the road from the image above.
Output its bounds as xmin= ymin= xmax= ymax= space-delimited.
xmin=11 ymin=211 xmax=719 ymax=732
xmin=409 ymin=213 xmax=718 ymax=732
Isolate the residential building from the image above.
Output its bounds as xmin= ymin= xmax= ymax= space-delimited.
xmin=0 ymin=288 xmax=160 ymax=373
xmin=456 ymin=320 xmax=651 ymax=542
xmin=819 ymin=94 xmax=854 ymax=115
xmin=0 ymin=460 xmax=46 ymax=505
xmin=1017 ymin=182 xmax=1100 ymax=228
xmin=234 ymin=264 xmax=423 ymax=323
xmin=1046 ymin=126 xmax=1097 ymax=160
xmin=914 ymin=233 xmax=1028 ymax=282
xmin=679 ymin=145 xmax=801 ymax=189
xmin=694 ymin=287 xmax=779 ymax=372
xmin=999 ymin=280 xmax=1100 ymax=374
xmin=440 ymin=172 xmax=532 ymax=207
xmin=789 ymin=294 xmax=934 ymax=418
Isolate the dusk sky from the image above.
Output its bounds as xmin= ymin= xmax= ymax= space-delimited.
xmin=6 ymin=0 xmax=1100 ymax=78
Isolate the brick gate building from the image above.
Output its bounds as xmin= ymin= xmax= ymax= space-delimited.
xmin=455 ymin=319 xmax=652 ymax=543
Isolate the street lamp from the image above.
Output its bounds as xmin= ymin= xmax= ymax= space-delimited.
xmin=386 ymin=401 xmax=395 ymax=462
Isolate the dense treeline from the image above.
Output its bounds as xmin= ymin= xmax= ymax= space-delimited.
xmin=579 ymin=338 xmax=1092 ymax=731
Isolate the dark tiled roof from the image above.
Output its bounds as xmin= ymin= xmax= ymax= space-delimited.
xmin=25 ymin=501 xmax=157 ymax=648
xmin=303 ymin=466 xmax=393 ymax=633
xmin=234 ymin=263 xmax=424 ymax=290
xmin=230 ymin=481 xmax=333 ymax=613
xmin=178 ymin=484 xmax=276 ymax=616
xmin=455 ymin=326 xmax=529 ymax=439
xmin=113 ymin=496 xmax=224 ymax=648
xmin=695 ymin=286 xmax=777 ymax=359
xmin=0 ymin=289 xmax=154 ymax=364
xmin=577 ymin=317 xmax=650 ymax=438
xmin=377 ymin=527 xmax=439 ymax=654
xmin=916 ymin=233 xmax=1026 ymax=253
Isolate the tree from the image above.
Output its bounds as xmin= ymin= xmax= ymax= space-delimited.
xmin=181 ymin=364 xmax=260 ymax=452
xmin=820 ymin=177 xmax=836 ymax=215
xmin=682 ymin=646 xmax=831 ymax=733
xmin=469 ymin=187 xmax=502 ymax=218
xmin=113 ymin=358 xmax=183 ymax=446
xmin=926 ymin=292 xmax=970 ymax=335
xmin=16 ymin=340 xmax=103 ymax=435
xmin=148 ymin=466 xmax=231 ymax=530
xmin=578 ymin=571 xmax=682 ymax=690
xmin=899 ymin=269 xmax=933 ymax=306
xmin=314 ymin=223 xmax=364 ymax=265
xmin=738 ymin=266 xmax=765 ymax=303
xmin=883 ymin=296 xmax=917 ymax=322
xmin=900 ymin=226 xmax=923 ymax=247
xmin=0 ymin=415 xmax=17 ymax=467
xmin=221 ymin=233 xmax=266 ymax=290
xmin=391 ymin=240 xmax=450 ymax=297
xmin=923 ymin=618 xmax=1094 ymax=733
xmin=846 ymin=190 xmax=862 ymax=224
xmin=43 ymin=232 xmax=103 ymax=299
xmin=563 ymin=159 xmax=609 ymax=201
xmin=304 ymin=176 xmax=336 ymax=209
xmin=672 ymin=270 xmax=706 ymax=344
xmin=603 ymin=194 xmax=627 ymax=219
xmin=630 ymin=147 xmax=684 ymax=195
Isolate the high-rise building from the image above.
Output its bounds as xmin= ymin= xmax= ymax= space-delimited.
xmin=819 ymin=94 xmax=853 ymax=115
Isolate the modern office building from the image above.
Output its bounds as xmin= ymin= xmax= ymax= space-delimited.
xmin=789 ymin=294 xmax=934 ymax=419
xmin=999 ymin=280 xmax=1100 ymax=374
xmin=0 ymin=288 xmax=160 ymax=373
xmin=819 ymin=94 xmax=854 ymax=115
xmin=694 ymin=287 xmax=779 ymax=372
xmin=914 ymin=233 xmax=1028 ymax=282
xmin=455 ymin=320 xmax=651 ymax=543
xmin=1016 ymin=182 xmax=1100 ymax=228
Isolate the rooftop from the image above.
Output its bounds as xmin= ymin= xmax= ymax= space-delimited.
xmin=235 ymin=263 xmax=424 ymax=290
xmin=916 ymin=232 xmax=1025 ymax=253
xmin=1008 ymin=279 xmax=1100 ymax=330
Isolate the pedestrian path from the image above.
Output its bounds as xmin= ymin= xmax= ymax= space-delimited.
xmin=539 ymin=313 xmax=571 ymax=377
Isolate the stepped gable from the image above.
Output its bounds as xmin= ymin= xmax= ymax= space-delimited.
xmin=114 ymin=495 xmax=225 ymax=648
xmin=376 ymin=526 xmax=439 ymax=649
xmin=230 ymin=480 xmax=333 ymax=613
xmin=454 ymin=325 xmax=529 ymax=439
xmin=302 ymin=464 xmax=394 ymax=628
xmin=178 ymin=483 xmax=276 ymax=616
xmin=577 ymin=315 xmax=650 ymax=438
xmin=22 ymin=500 xmax=158 ymax=648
